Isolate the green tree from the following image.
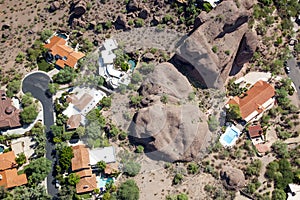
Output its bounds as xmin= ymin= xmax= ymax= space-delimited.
xmin=117 ymin=180 xmax=139 ymax=200
xmin=20 ymin=104 xmax=38 ymax=124
xmin=6 ymin=80 xmax=21 ymax=97
xmin=130 ymin=95 xmax=143 ymax=107
xmin=271 ymin=141 xmax=289 ymax=158
xmin=21 ymin=92 xmax=34 ymax=107
xmin=40 ymin=29 xmax=53 ymax=41
xmin=131 ymin=72 xmax=142 ymax=84
xmin=97 ymin=160 xmax=107 ymax=171
xmin=58 ymin=146 xmax=74 ymax=172
xmin=12 ymin=185 xmax=51 ymax=200
xmin=53 ymin=66 xmax=77 ymax=84
xmin=123 ymin=160 xmax=141 ymax=177
xmin=272 ymin=189 xmax=286 ymax=200
xmin=68 ymin=173 xmax=80 ymax=186
xmin=161 ymin=94 xmax=168 ymax=104
xmin=246 ymin=159 xmax=262 ymax=176
xmin=15 ymin=153 xmax=26 ymax=166
xmin=100 ymin=96 xmax=112 ymax=109
xmin=48 ymin=83 xmax=59 ymax=94
xmin=24 ymin=157 xmax=52 ymax=186
xmin=226 ymin=104 xmax=241 ymax=121
xmin=76 ymin=126 xmax=86 ymax=137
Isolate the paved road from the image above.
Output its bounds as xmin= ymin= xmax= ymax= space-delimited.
xmin=22 ymin=72 xmax=58 ymax=198
xmin=287 ymin=57 xmax=300 ymax=98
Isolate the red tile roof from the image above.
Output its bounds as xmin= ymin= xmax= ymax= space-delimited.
xmin=228 ymin=81 xmax=275 ymax=120
xmin=0 ymin=151 xmax=27 ymax=189
xmin=76 ymin=169 xmax=93 ymax=178
xmin=71 ymin=145 xmax=90 ymax=171
xmin=0 ymin=151 xmax=17 ymax=170
xmin=44 ymin=36 xmax=85 ymax=68
xmin=0 ymin=90 xmax=21 ymax=129
xmin=0 ymin=168 xmax=28 ymax=189
xmin=76 ymin=174 xmax=97 ymax=194
xmin=67 ymin=114 xmax=81 ymax=130
xmin=248 ymin=125 xmax=263 ymax=138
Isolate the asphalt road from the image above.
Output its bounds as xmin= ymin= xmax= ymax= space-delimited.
xmin=287 ymin=57 xmax=300 ymax=99
xmin=22 ymin=72 xmax=58 ymax=198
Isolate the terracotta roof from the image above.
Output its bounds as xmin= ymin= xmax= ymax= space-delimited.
xmin=255 ymin=143 xmax=271 ymax=153
xmin=0 ymin=151 xmax=17 ymax=170
xmin=44 ymin=36 xmax=85 ymax=68
xmin=104 ymin=162 xmax=119 ymax=175
xmin=74 ymin=93 xmax=93 ymax=111
xmin=0 ymin=168 xmax=28 ymax=189
xmin=76 ymin=174 xmax=97 ymax=194
xmin=248 ymin=125 xmax=263 ymax=138
xmin=67 ymin=114 xmax=81 ymax=130
xmin=76 ymin=169 xmax=93 ymax=178
xmin=228 ymin=81 xmax=275 ymax=120
xmin=71 ymin=145 xmax=90 ymax=171
xmin=0 ymin=90 xmax=21 ymax=129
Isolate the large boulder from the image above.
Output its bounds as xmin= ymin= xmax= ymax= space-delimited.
xmin=115 ymin=14 xmax=127 ymax=30
xmin=73 ymin=0 xmax=86 ymax=16
xmin=221 ymin=167 xmax=246 ymax=190
xmin=129 ymin=62 xmax=213 ymax=162
xmin=127 ymin=0 xmax=140 ymax=12
xmin=49 ymin=1 xmax=60 ymax=12
xmin=171 ymin=0 xmax=256 ymax=90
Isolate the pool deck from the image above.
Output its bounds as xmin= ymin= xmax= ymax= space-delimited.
xmin=219 ymin=125 xmax=241 ymax=147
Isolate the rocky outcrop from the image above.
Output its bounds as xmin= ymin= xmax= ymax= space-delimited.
xmin=49 ymin=1 xmax=61 ymax=12
xmin=230 ymin=31 xmax=258 ymax=75
xmin=115 ymin=14 xmax=127 ymax=30
xmin=127 ymin=0 xmax=140 ymax=12
xmin=129 ymin=63 xmax=213 ymax=162
xmin=73 ymin=0 xmax=86 ymax=16
xmin=171 ymin=0 xmax=256 ymax=89
xmin=138 ymin=7 xmax=150 ymax=19
xmin=221 ymin=167 xmax=246 ymax=190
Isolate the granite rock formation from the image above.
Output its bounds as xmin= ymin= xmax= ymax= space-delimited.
xmin=129 ymin=63 xmax=213 ymax=162
xmin=171 ymin=0 xmax=256 ymax=89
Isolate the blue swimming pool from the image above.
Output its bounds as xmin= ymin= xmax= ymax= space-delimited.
xmin=219 ymin=125 xmax=241 ymax=147
xmin=0 ymin=145 xmax=4 ymax=153
xmin=97 ymin=176 xmax=114 ymax=189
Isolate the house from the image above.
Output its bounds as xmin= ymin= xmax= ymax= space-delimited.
xmin=44 ymin=35 xmax=85 ymax=69
xmin=248 ymin=124 xmax=263 ymax=139
xmin=98 ymin=39 xmax=130 ymax=89
xmin=0 ymin=90 xmax=21 ymax=130
xmin=227 ymin=80 xmax=275 ymax=122
xmin=287 ymin=183 xmax=300 ymax=200
xmin=11 ymin=136 xmax=35 ymax=163
xmin=89 ymin=146 xmax=116 ymax=166
xmin=71 ymin=145 xmax=91 ymax=171
xmin=0 ymin=151 xmax=27 ymax=189
xmin=71 ymin=145 xmax=97 ymax=194
xmin=104 ymin=162 xmax=119 ymax=175
xmin=63 ymin=87 xmax=106 ymax=129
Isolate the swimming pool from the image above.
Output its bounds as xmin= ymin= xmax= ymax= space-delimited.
xmin=0 ymin=145 xmax=4 ymax=154
xmin=97 ymin=176 xmax=114 ymax=189
xmin=219 ymin=125 xmax=241 ymax=147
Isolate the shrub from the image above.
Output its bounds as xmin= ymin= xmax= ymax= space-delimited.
xmin=212 ymin=46 xmax=218 ymax=53
xmin=207 ymin=115 xmax=219 ymax=132
xmin=187 ymin=162 xmax=199 ymax=174
xmin=134 ymin=18 xmax=144 ymax=27
xmin=173 ymin=173 xmax=183 ymax=185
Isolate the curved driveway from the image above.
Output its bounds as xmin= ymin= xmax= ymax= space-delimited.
xmin=22 ymin=72 xmax=57 ymax=198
